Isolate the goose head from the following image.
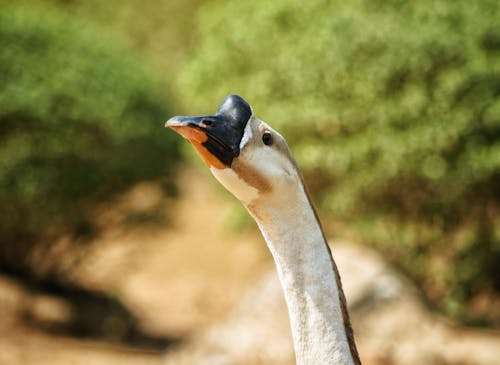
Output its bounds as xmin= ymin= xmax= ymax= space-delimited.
xmin=165 ymin=95 xmax=302 ymax=205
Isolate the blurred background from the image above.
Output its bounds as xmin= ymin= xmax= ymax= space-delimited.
xmin=0 ymin=1 xmax=499 ymax=364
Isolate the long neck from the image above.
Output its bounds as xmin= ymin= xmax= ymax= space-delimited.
xmin=246 ymin=184 xmax=361 ymax=365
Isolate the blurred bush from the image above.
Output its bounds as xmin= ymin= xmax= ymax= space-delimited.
xmin=178 ymin=0 xmax=500 ymax=324
xmin=0 ymin=7 xmax=179 ymax=276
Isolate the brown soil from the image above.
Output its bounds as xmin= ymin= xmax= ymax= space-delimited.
xmin=0 ymin=166 xmax=271 ymax=364
xmin=1 ymin=166 xmax=499 ymax=365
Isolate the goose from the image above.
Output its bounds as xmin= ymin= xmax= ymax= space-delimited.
xmin=165 ymin=95 xmax=361 ymax=365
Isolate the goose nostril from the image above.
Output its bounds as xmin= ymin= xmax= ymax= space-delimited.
xmin=200 ymin=119 xmax=213 ymax=127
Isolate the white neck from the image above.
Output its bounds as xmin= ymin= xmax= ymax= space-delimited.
xmin=246 ymin=184 xmax=358 ymax=365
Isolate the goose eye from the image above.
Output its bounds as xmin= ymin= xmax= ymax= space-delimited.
xmin=262 ymin=132 xmax=273 ymax=146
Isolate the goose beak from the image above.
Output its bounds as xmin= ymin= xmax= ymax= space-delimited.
xmin=165 ymin=116 xmax=212 ymax=144
xmin=165 ymin=116 xmax=230 ymax=169
xmin=165 ymin=95 xmax=252 ymax=169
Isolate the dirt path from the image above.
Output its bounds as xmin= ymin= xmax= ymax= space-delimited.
xmin=1 ymin=166 xmax=499 ymax=365
xmin=0 ymin=166 xmax=271 ymax=364
xmin=78 ymin=166 xmax=271 ymax=336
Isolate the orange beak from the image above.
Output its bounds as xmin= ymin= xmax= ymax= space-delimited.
xmin=165 ymin=120 xmax=226 ymax=169
xmin=164 ymin=95 xmax=252 ymax=170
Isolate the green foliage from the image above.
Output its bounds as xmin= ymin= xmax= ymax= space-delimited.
xmin=178 ymin=0 xmax=500 ymax=323
xmin=0 ymin=0 xmax=203 ymax=69
xmin=0 ymin=7 xmax=179 ymax=268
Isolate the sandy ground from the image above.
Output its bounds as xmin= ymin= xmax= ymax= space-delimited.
xmin=0 ymin=167 xmax=272 ymax=364
xmin=0 ymin=166 xmax=499 ymax=365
